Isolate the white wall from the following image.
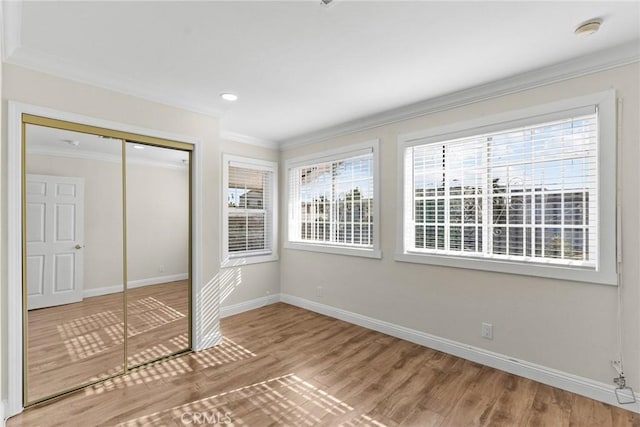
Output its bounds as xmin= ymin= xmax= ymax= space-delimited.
xmin=280 ymin=63 xmax=640 ymax=388
xmin=0 ymin=64 xmax=281 ymax=410
xmin=127 ymin=161 xmax=189 ymax=283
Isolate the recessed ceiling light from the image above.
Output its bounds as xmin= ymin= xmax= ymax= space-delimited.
xmin=575 ymin=20 xmax=601 ymax=37
xmin=221 ymin=93 xmax=238 ymax=102
xmin=133 ymin=145 xmax=145 ymax=150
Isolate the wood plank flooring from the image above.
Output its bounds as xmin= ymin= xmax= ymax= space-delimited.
xmin=9 ymin=302 xmax=640 ymax=426
xmin=26 ymin=281 xmax=189 ymax=402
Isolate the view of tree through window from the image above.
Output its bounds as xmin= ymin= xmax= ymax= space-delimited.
xmin=408 ymin=113 xmax=597 ymax=266
xmin=290 ymin=153 xmax=374 ymax=247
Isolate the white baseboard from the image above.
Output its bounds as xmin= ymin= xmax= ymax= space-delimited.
xmin=280 ymin=293 xmax=640 ymax=414
xmin=128 ymin=274 xmax=189 ymax=289
xmin=83 ymin=273 xmax=189 ymax=298
xmin=220 ymin=294 xmax=280 ymax=319
xmin=3 ymin=397 xmax=22 ymax=424
xmin=83 ymin=284 xmax=123 ymax=298
xmin=11 ymin=289 xmax=639 ymax=416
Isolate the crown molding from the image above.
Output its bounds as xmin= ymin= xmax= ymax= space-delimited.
xmin=4 ymin=45 xmax=223 ymax=120
xmin=6 ymin=44 xmax=281 ymax=150
xmin=1 ymin=0 xmax=22 ymax=61
xmin=4 ymin=2 xmax=638 ymax=153
xmin=219 ymin=129 xmax=279 ymax=150
xmin=279 ymin=40 xmax=640 ymax=150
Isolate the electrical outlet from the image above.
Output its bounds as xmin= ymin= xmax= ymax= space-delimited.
xmin=316 ymin=286 xmax=323 ymax=298
xmin=159 ymin=264 xmax=165 ymax=273
xmin=481 ymin=322 xmax=493 ymax=340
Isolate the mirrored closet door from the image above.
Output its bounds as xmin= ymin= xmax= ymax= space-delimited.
xmin=22 ymin=116 xmax=192 ymax=406
xmin=24 ymin=123 xmax=125 ymax=403
xmin=125 ymin=142 xmax=191 ymax=367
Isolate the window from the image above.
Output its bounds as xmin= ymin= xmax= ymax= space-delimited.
xmin=222 ymin=155 xmax=277 ymax=267
xmin=286 ymin=140 xmax=381 ymax=258
xmin=397 ymin=91 xmax=617 ymax=285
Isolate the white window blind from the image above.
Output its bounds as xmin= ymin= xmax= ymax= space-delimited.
xmin=404 ymin=112 xmax=598 ymax=268
xmin=227 ymin=163 xmax=274 ymax=257
xmin=289 ymin=151 xmax=375 ymax=248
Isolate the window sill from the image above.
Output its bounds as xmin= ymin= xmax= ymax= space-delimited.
xmin=285 ymin=241 xmax=382 ymax=259
xmin=394 ymin=252 xmax=617 ymax=285
xmin=221 ymin=253 xmax=279 ymax=268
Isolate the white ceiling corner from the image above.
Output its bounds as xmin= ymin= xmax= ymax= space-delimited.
xmin=2 ymin=0 xmax=221 ymax=119
xmin=8 ymin=45 xmax=223 ymax=119
xmin=219 ymin=130 xmax=279 ymax=150
xmin=280 ymin=40 xmax=640 ymax=149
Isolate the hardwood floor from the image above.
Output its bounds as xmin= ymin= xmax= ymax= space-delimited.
xmin=10 ymin=302 xmax=640 ymax=426
xmin=26 ymin=281 xmax=189 ymax=402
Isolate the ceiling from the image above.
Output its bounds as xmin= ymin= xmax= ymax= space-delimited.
xmin=3 ymin=1 xmax=639 ymax=147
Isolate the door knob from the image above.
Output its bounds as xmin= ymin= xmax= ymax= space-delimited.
xmin=75 ymin=244 xmax=83 ymax=250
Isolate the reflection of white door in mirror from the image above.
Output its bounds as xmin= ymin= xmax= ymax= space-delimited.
xmin=27 ymin=174 xmax=84 ymax=310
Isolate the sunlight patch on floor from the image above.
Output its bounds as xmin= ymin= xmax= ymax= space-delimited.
xmin=169 ymin=333 xmax=190 ymax=348
xmin=56 ymin=310 xmax=122 ymax=340
xmin=127 ymin=343 xmax=176 ymax=366
xmin=127 ymin=296 xmax=186 ymax=336
xmin=85 ymin=354 xmax=193 ymax=395
xmin=84 ymin=335 xmax=257 ymax=395
xmin=104 ymin=323 xmax=125 ymax=345
xmin=62 ymin=331 xmax=110 ymax=361
xmin=117 ymin=373 xmax=387 ymax=427
xmin=53 ymin=297 xmax=187 ymax=362
xmin=190 ymin=337 xmax=257 ymax=369
xmin=340 ymin=413 xmax=389 ymax=426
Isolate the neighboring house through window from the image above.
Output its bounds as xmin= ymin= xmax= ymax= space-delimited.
xmin=286 ymin=140 xmax=381 ymax=258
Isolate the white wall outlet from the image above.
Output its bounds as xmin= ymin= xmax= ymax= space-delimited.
xmin=316 ymin=286 xmax=323 ymax=297
xmin=159 ymin=264 xmax=165 ymax=273
xmin=481 ymin=322 xmax=493 ymax=340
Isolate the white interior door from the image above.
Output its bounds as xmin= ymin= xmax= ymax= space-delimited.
xmin=26 ymin=174 xmax=85 ymax=310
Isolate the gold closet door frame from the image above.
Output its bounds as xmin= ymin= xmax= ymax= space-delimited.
xmin=21 ymin=114 xmax=194 ymax=407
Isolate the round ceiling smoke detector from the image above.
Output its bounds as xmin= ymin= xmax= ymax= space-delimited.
xmin=575 ymin=20 xmax=601 ymax=37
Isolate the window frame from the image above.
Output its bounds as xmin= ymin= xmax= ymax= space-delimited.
xmin=285 ymin=139 xmax=382 ymax=259
xmin=221 ymin=154 xmax=278 ymax=268
xmin=396 ymin=91 xmax=617 ymax=285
